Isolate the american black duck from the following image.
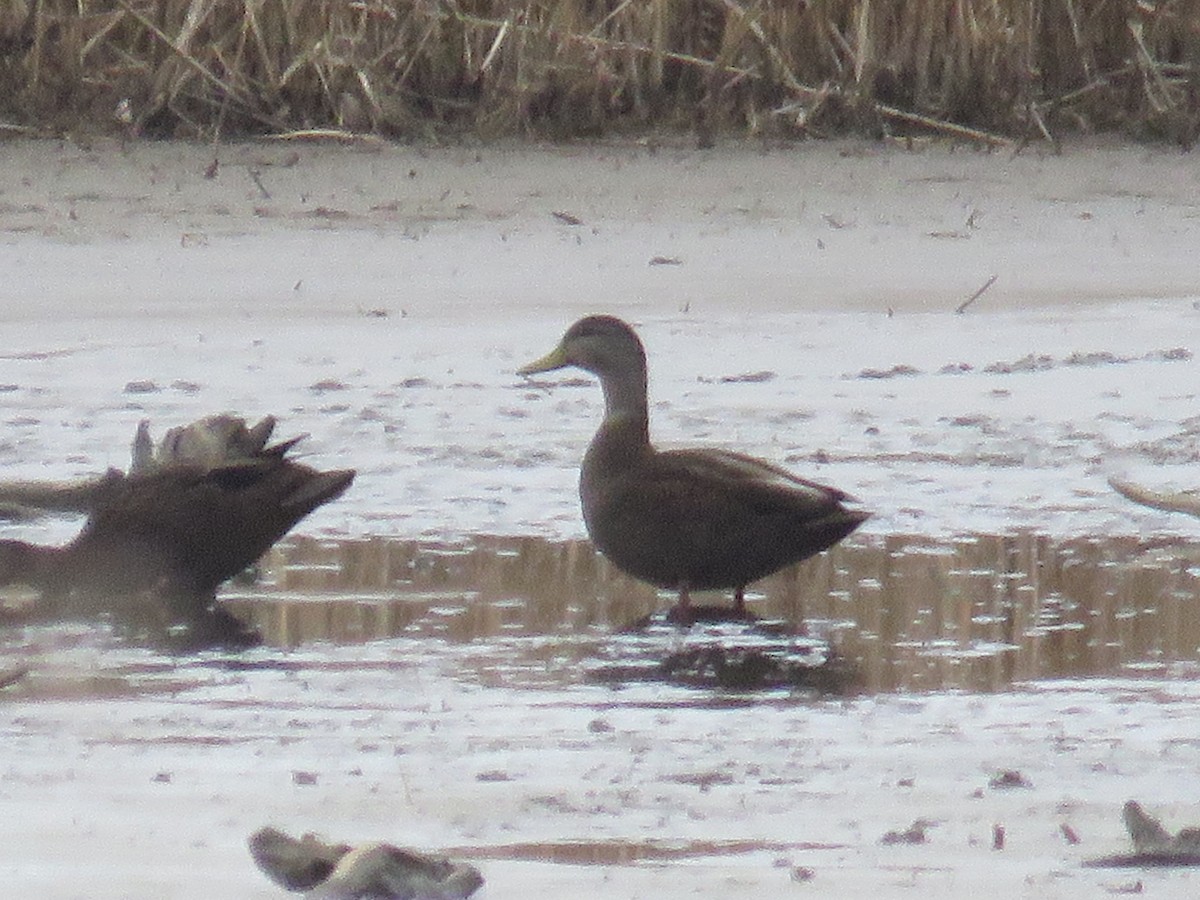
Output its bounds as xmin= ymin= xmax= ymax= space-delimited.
xmin=0 ymin=414 xmax=301 ymax=520
xmin=0 ymin=417 xmax=354 ymax=647
xmin=519 ymin=315 xmax=868 ymax=618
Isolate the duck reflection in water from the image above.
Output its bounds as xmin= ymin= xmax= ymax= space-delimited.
xmin=0 ymin=416 xmax=354 ymax=649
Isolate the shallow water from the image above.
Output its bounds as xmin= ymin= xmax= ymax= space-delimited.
xmin=6 ymin=529 xmax=1198 ymax=895
xmin=214 ymin=531 xmax=1200 ymax=693
xmin=3 ymin=139 xmax=1200 ymax=897
xmin=0 ymin=300 xmax=1198 ymax=547
xmin=6 ymin=529 xmax=1199 ymax=698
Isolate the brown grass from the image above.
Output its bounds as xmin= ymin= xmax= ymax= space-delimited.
xmin=0 ymin=0 xmax=1197 ymax=144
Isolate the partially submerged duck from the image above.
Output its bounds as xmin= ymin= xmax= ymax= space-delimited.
xmin=0 ymin=417 xmax=354 ymax=647
xmin=0 ymin=414 xmax=302 ymax=520
xmin=130 ymin=414 xmax=298 ymax=475
xmin=519 ymin=315 xmax=868 ymax=619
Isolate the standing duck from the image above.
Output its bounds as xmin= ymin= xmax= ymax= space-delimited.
xmin=0 ymin=417 xmax=354 ymax=647
xmin=519 ymin=315 xmax=868 ymax=619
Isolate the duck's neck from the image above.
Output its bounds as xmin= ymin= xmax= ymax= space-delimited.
xmin=598 ymin=365 xmax=649 ymax=438
xmin=586 ymin=368 xmax=651 ymax=473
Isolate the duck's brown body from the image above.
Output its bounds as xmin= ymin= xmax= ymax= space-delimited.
xmin=582 ymin=438 xmax=866 ymax=594
xmin=0 ymin=417 xmax=354 ymax=646
xmin=521 ymin=316 xmax=868 ymax=613
xmin=48 ymin=462 xmax=352 ymax=603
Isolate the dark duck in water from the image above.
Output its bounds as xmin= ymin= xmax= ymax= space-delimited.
xmin=518 ymin=316 xmax=868 ymax=621
xmin=0 ymin=416 xmax=354 ymax=648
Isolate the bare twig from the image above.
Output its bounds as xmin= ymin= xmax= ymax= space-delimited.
xmin=114 ymin=0 xmax=284 ymax=132
xmin=1128 ymin=19 xmax=1174 ymax=113
xmin=1027 ymin=103 xmax=1060 ymax=154
xmin=0 ymin=665 xmax=30 ymax=690
xmin=1109 ymin=477 xmax=1200 ymax=519
xmin=452 ymin=10 xmax=755 ymax=79
xmin=0 ymin=122 xmax=39 ymax=135
xmin=248 ymin=168 xmax=271 ymax=199
xmin=479 ymin=17 xmax=510 ymax=75
xmin=718 ymin=0 xmax=824 ymax=101
xmin=264 ymin=129 xmax=385 ymax=145
xmin=956 ymin=274 xmax=998 ymax=314
xmin=0 ymin=477 xmax=116 ymax=516
xmin=877 ymin=104 xmax=1012 ymax=148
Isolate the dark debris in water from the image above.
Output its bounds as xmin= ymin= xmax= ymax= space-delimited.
xmin=881 ymin=818 xmax=936 ymax=846
xmin=985 ymin=347 xmax=1191 ymax=375
xmin=988 ymin=769 xmax=1033 ymax=790
xmin=984 ymin=354 xmax=1055 ymax=374
xmin=248 ymin=826 xmax=484 ymax=898
xmin=0 ymin=664 xmax=29 ymax=689
xmin=697 ymin=370 xmax=778 ymax=384
xmin=850 ymin=347 xmax=1191 ymax=381
xmin=855 ymin=364 xmax=921 ymax=380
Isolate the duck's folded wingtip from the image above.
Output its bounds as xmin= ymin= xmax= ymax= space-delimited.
xmin=263 ymin=434 xmax=307 ymax=457
xmin=283 ymin=468 xmax=356 ymax=512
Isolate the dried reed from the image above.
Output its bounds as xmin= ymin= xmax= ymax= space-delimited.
xmin=2 ymin=2 xmax=1195 ymax=143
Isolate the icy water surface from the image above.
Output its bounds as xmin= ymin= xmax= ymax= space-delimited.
xmin=0 ymin=296 xmax=1198 ymax=897
xmin=0 ymin=300 xmax=1197 ymax=545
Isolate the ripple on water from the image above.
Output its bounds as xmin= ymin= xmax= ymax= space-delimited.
xmin=6 ymin=531 xmax=1191 ymax=698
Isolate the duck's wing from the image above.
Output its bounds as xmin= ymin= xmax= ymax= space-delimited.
xmin=276 ymin=467 xmax=356 ymax=513
xmin=167 ymin=460 xmax=354 ymax=521
xmin=240 ymin=416 xmax=277 ymax=455
xmin=130 ymin=420 xmax=154 ymax=474
xmin=261 ymin=433 xmax=307 ymax=458
xmin=151 ymin=415 xmax=297 ymax=470
xmin=656 ymin=448 xmax=859 ymax=514
xmin=74 ymin=461 xmax=354 ymax=593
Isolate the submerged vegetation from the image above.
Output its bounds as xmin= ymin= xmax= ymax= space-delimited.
xmin=0 ymin=0 xmax=1197 ymax=143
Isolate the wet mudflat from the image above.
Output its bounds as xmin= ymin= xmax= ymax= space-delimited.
xmin=5 ymin=533 xmax=1200 ymax=897
xmin=1 ymin=137 xmax=1199 ymax=897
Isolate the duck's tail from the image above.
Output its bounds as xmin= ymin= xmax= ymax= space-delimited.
xmin=806 ymin=507 xmax=870 ymax=553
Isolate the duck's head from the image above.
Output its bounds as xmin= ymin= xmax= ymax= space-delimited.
xmin=518 ymin=315 xmax=647 ymax=383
